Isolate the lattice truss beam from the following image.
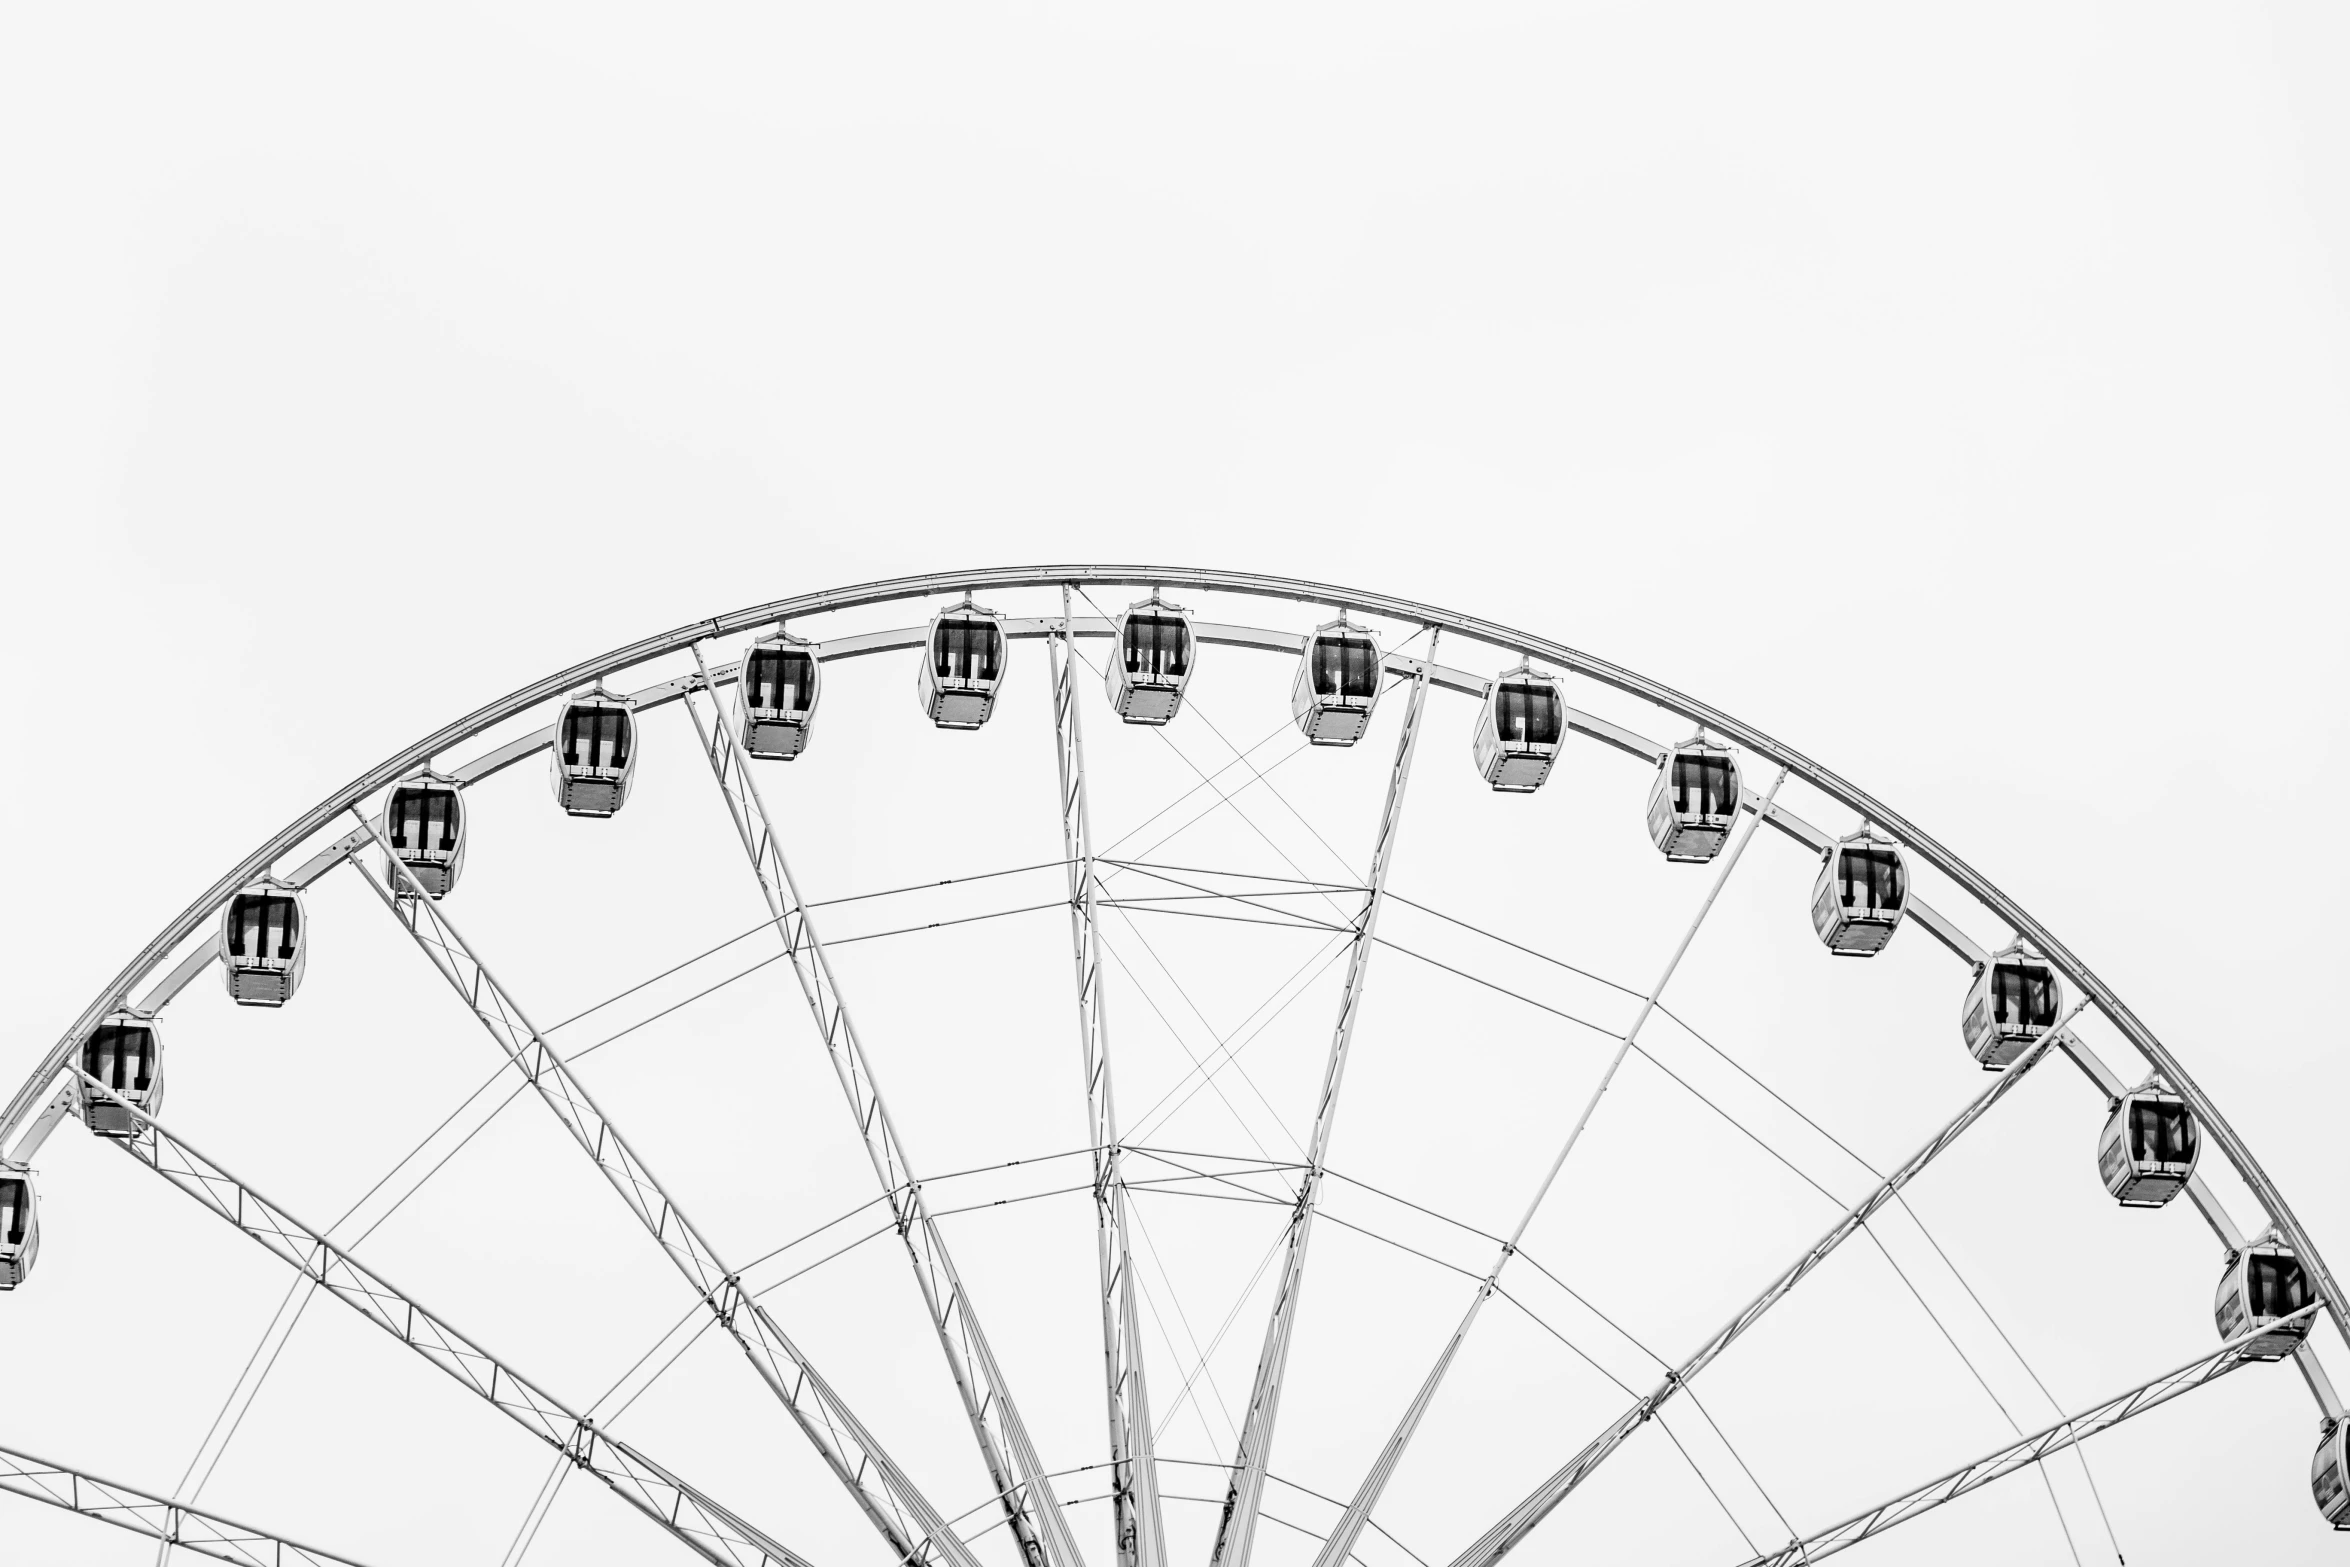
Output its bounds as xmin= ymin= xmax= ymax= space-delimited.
xmin=1211 ymin=650 xmax=1433 ymax=1567
xmin=679 ymin=643 xmax=1083 ymax=1567
xmin=77 ymin=1073 xmax=809 ymax=1567
xmin=345 ymin=818 xmax=978 ymax=1567
xmin=0 ymin=1440 xmax=373 ymax=1567
xmin=1047 ymin=595 xmax=1168 ymax=1567
xmin=1739 ymin=1303 xmax=2325 ymax=1565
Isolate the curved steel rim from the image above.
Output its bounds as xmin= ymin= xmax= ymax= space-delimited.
xmin=9 ymin=562 xmax=2337 ymax=1353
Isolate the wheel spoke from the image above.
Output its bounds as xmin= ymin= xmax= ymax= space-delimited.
xmin=79 ymin=1074 xmax=813 ymax=1567
xmin=348 ymin=826 xmax=970 ymax=1567
xmin=682 ymin=643 xmax=1086 ymax=1567
xmin=1049 ymin=592 xmax=1169 ymax=1567
xmin=0 ymin=1438 xmax=376 ymax=1567
xmin=1735 ymin=1303 xmax=2321 ymax=1565
xmin=1209 ymin=646 xmax=1434 ymax=1567
xmin=1443 ymin=1005 xmax=2085 ymax=1567
xmin=1308 ymin=768 xmax=1788 ymax=1567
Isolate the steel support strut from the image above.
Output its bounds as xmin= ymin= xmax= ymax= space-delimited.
xmin=77 ymin=1075 xmax=811 ymax=1567
xmin=347 ymin=827 xmax=973 ymax=1567
xmin=1209 ymin=645 xmax=1434 ymax=1567
xmin=0 ymin=1439 xmax=375 ymax=1567
xmin=1307 ymin=768 xmax=1789 ymax=1567
xmin=681 ymin=643 xmax=1084 ymax=1567
xmin=1445 ymin=1007 xmax=2087 ymax=1567
xmin=1737 ymin=1302 xmax=2322 ymax=1566
xmin=1048 ymin=590 xmax=1168 ymax=1567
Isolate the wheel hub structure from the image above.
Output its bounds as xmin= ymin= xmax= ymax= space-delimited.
xmin=2 ymin=566 xmax=2336 ymax=1565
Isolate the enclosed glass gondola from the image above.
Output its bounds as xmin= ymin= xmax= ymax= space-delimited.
xmin=741 ymin=629 xmax=821 ymax=759
xmin=0 ymin=1169 xmax=37 ymax=1289
xmin=1472 ymin=663 xmax=1567 ymax=792
xmin=1646 ymin=736 xmax=1741 ymax=862
xmin=918 ymin=600 xmax=1009 ymax=731
xmin=1960 ymin=942 xmax=2062 ymax=1067
xmin=384 ymin=770 xmax=467 ymax=897
xmin=222 ymin=880 xmax=306 ymax=1006
xmin=2312 ymin=1421 xmax=2350 ymax=1530
xmin=2097 ymin=1082 xmax=2199 ymax=1207
xmin=78 ymin=1012 xmax=163 ymax=1138
xmin=1106 ymin=595 xmax=1195 ymax=725
xmin=551 ymin=686 xmax=637 ymax=817
xmin=1291 ymin=617 xmax=1383 ymax=747
xmin=2214 ymin=1235 xmax=2316 ymax=1360
xmin=1811 ymin=828 xmax=1908 ymax=956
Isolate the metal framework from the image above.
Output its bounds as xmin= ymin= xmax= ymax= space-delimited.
xmin=347 ymin=822 xmax=970 ymax=1567
xmin=78 ymin=1074 xmax=811 ymax=1567
xmin=1736 ymin=1302 xmax=2325 ymax=1566
xmin=678 ymin=643 xmax=1082 ymax=1567
xmin=1306 ymin=766 xmax=1789 ymax=1567
xmin=1445 ymin=1013 xmax=2082 ymax=1567
xmin=1210 ymin=646 xmax=1432 ymax=1567
xmin=6 ymin=566 xmax=2339 ymax=1562
xmin=0 ymin=1440 xmax=375 ymax=1567
xmin=1048 ymin=591 xmax=1168 ymax=1567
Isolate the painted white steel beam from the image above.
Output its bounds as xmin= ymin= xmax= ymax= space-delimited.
xmin=0 ymin=1441 xmax=375 ymax=1567
xmin=348 ymin=831 xmax=975 ymax=1567
xmin=1443 ymin=1016 xmax=2079 ymax=1567
xmin=679 ymin=644 xmax=1084 ymax=1567
xmin=1209 ymin=652 xmax=1434 ymax=1567
xmin=1735 ymin=1303 xmax=2324 ymax=1566
xmin=79 ymin=1075 xmax=814 ymax=1567
xmin=1047 ymin=596 xmax=1167 ymax=1567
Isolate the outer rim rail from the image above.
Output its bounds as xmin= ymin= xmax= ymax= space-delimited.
xmin=7 ymin=564 xmax=2337 ymax=1375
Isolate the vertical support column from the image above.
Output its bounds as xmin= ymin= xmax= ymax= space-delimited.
xmin=1209 ymin=641 xmax=1433 ymax=1567
xmin=682 ymin=643 xmax=1084 ymax=1567
xmin=1048 ymin=590 xmax=1167 ymax=1567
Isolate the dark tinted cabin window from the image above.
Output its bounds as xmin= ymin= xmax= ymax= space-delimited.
xmin=1123 ymin=615 xmax=1191 ymax=679
xmin=1310 ymin=635 xmax=1379 ymax=699
xmin=747 ymin=649 xmax=815 ymax=716
xmin=84 ymin=1024 xmax=154 ymax=1093
xmin=390 ymin=786 xmax=460 ymax=853
xmin=0 ymin=1179 xmax=25 ymax=1245
xmin=2130 ymin=1100 xmax=2197 ymax=1164
xmin=934 ymin=619 xmax=1001 ymax=683
xmin=228 ymin=894 xmax=301 ymax=960
xmin=1671 ymin=755 xmax=1736 ymax=817
xmin=561 ymin=706 xmax=632 ymax=770
xmin=1838 ymin=846 xmax=1906 ymax=915
xmin=2248 ymin=1254 xmax=2312 ymax=1317
xmin=1991 ymin=962 xmax=2058 ymax=1029
xmin=1493 ymin=682 xmax=1562 ymax=748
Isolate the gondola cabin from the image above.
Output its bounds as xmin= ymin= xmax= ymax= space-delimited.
xmin=1472 ymin=664 xmax=1567 ymax=792
xmin=1291 ymin=619 xmax=1383 ymax=746
xmin=0 ymin=1170 xmax=36 ymax=1289
xmin=1646 ymin=738 xmax=1741 ymax=862
xmin=741 ymin=631 xmax=821 ymax=759
xmin=2097 ymin=1084 xmax=2199 ymax=1207
xmin=1107 ymin=596 xmax=1195 ymax=725
xmin=918 ymin=602 xmax=1009 ymax=730
xmin=551 ymin=688 xmax=636 ymax=817
xmin=2213 ymin=1236 xmax=2315 ymax=1360
xmin=384 ymin=771 xmax=467 ymax=897
xmin=222 ymin=880 xmax=306 ymax=1006
xmin=79 ymin=1012 xmax=163 ymax=1137
xmin=1811 ymin=830 xmax=1908 ymax=956
xmin=1961 ymin=943 xmax=2062 ymax=1067
xmin=2312 ymin=1422 xmax=2350 ymax=1530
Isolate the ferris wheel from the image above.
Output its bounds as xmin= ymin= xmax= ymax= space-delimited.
xmin=1 ymin=565 xmax=2341 ymax=1565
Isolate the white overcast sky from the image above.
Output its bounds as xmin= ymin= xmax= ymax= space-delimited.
xmin=2 ymin=6 xmax=2348 ymax=1565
